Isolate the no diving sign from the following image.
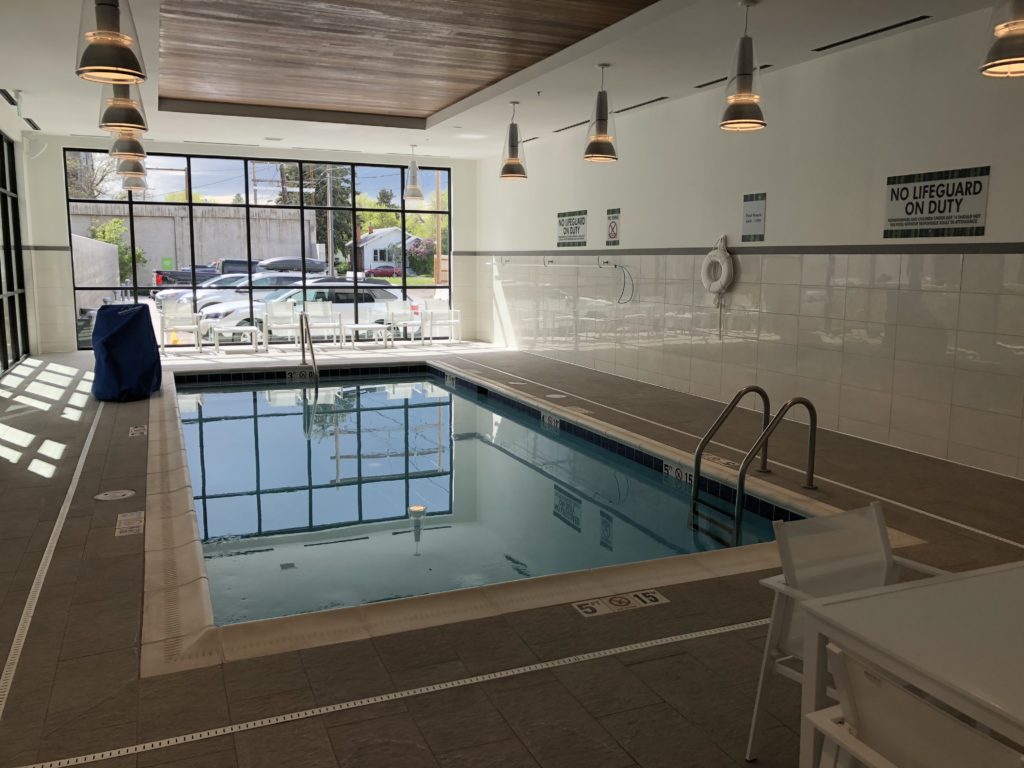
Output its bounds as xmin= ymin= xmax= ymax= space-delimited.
xmin=606 ymin=208 xmax=620 ymax=246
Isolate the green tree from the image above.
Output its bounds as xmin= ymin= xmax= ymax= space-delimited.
xmin=165 ymin=190 xmax=208 ymax=203
xmin=88 ymin=218 xmax=145 ymax=282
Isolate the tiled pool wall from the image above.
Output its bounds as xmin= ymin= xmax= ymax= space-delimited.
xmin=474 ymin=250 xmax=1024 ymax=480
xmin=174 ymin=363 xmax=799 ymax=526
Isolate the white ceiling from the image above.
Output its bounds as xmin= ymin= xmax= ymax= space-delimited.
xmin=0 ymin=0 xmax=993 ymax=160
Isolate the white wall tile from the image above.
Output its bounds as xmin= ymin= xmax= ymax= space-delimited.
xmin=760 ymin=283 xmax=800 ymax=314
xmin=894 ymin=325 xmax=955 ymax=366
xmin=758 ymin=340 xmax=798 ymax=374
xmin=892 ymin=360 xmax=954 ymax=403
xmin=896 ymin=291 xmax=959 ymax=330
xmin=797 ymin=346 xmax=843 ymax=382
xmin=845 ymin=288 xmax=898 ymax=324
xmin=846 ymin=253 xmax=901 ymax=288
xmin=960 ymin=253 xmax=1024 ymax=294
xmin=951 ymin=368 xmax=1024 ymax=417
xmin=839 ymin=385 xmax=892 ymax=426
xmin=759 ymin=313 xmax=799 ymax=345
xmin=957 ymin=293 xmax=998 ymax=333
xmin=801 ymin=254 xmax=848 ymax=286
xmin=799 ymin=287 xmax=846 ymax=318
xmin=838 ymin=416 xmax=890 ymax=443
xmin=954 ymin=330 xmax=1024 ymax=377
xmin=949 ymin=405 xmax=1021 ymax=455
xmin=888 ymin=428 xmax=947 ymax=459
xmin=761 ymin=254 xmax=802 ymax=285
xmin=735 ymin=253 xmax=762 ymax=284
xmin=843 ymin=321 xmax=896 ymax=359
xmin=900 ymin=253 xmax=963 ymax=292
xmin=996 ymin=294 xmax=1024 ymax=336
xmin=841 ymin=354 xmax=894 ymax=392
xmin=890 ymin=395 xmax=951 ymax=440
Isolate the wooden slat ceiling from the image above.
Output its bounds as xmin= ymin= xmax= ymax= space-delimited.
xmin=159 ymin=0 xmax=659 ymax=123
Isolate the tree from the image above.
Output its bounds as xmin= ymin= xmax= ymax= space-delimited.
xmin=165 ymin=190 xmax=208 ymax=203
xmin=407 ymin=238 xmax=435 ymax=277
xmin=231 ymin=193 xmax=244 ymax=204
xmin=88 ymin=218 xmax=145 ymax=282
xmin=66 ymin=152 xmax=121 ymax=199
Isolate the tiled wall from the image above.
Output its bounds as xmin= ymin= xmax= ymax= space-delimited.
xmin=479 ymin=250 xmax=1024 ymax=479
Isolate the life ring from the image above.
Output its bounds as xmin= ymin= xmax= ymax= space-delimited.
xmin=701 ymin=236 xmax=734 ymax=304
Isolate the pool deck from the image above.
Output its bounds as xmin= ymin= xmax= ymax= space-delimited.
xmin=0 ymin=346 xmax=1020 ymax=768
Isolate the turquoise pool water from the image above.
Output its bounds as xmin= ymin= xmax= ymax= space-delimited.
xmin=177 ymin=375 xmax=787 ymax=625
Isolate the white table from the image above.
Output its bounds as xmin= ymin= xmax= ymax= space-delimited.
xmin=212 ymin=324 xmax=260 ymax=353
xmin=800 ymin=561 xmax=1024 ymax=768
xmin=341 ymin=321 xmax=393 ymax=349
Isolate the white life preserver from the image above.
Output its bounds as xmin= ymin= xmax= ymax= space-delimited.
xmin=700 ymin=236 xmax=734 ymax=305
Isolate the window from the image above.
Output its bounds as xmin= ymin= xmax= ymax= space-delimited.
xmin=1 ymin=132 xmax=29 ymax=372
xmin=62 ymin=151 xmax=455 ymax=348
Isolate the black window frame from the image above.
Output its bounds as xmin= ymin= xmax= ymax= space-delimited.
xmin=0 ymin=131 xmax=29 ymax=374
xmin=62 ymin=149 xmax=453 ymax=349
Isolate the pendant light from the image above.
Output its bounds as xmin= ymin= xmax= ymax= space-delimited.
xmin=981 ymin=0 xmax=1024 ymax=77
xmin=116 ymin=158 xmax=145 ymax=178
xmin=499 ymin=101 xmax=527 ymax=179
xmin=404 ymin=145 xmax=425 ymax=205
xmin=583 ymin=64 xmax=618 ymax=163
xmin=721 ymin=0 xmax=766 ymax=132
xmin=76 ymin=0 xmax=146 ymax=84
xmin=98 ymin=83 xmax=147 ymax=133
xmin=109 ymin=131 xmax=146 ymax=160
xmin=122 ymin=174 xmax=147 ymax=194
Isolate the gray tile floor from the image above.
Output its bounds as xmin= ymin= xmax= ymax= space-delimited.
xmin=0 ymin=351 xmax=1019 ymax=768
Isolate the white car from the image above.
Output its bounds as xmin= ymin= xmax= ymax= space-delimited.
xmin=181 ymin=271 xmax=305 ymax=311
xmin=199 ymin=282 xmax=409 ymax=338
xmin=154 ymin=273 xmax=247 ymax=308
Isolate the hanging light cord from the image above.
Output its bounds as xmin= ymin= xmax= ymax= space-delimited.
xmin=744 ymin=4 xmax=750 ymax=34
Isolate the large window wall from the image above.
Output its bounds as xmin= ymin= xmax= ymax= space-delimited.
xmin=63 ymin=150 xmax=452 ymax=349
xmin=0 ymin=132 xmax=28 ymax=373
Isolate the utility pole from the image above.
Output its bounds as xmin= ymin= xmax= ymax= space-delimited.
xmin=326 ymin=167 xmax=335 ymax=276
xmin=434 ymin=170 xmax=442 ymax=286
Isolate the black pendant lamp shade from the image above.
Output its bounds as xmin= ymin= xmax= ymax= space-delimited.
xmin=76 ymin=0 xmax=146 ymax=84
xmin=116 ymin=158 xmax=145 ymax=178
xmin=981 ymin=0 xmax=1024 ymax=76
xmin=583 ymin=64 xmax=618 ymax=162
xmin=721 ymin=1 xmax=766 ymax=131
xmin=500 ymin=101 xmax=527 ymax=179
xmin=99 ymin=83 xmax=147 ymax=133
xmin=109 ymin=131 xmax=146 ymax=160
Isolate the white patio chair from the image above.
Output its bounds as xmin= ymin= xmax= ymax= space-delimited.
xmin=263 ymin=300 xmax=299 ymax=349
xmin=386 ymin=300 xmax=424 ymax=344
xmin=160 ymin=301 xmax=202 ymax=352
xmin=423 ymin=298 xmax=461 ymax=342
xmin=808 ymin=643 xmax=1024 ymax=768
xmin=745 ymin=502 xmax=946 ymax=761
xmin=303 ymin=301 xmax=337 ymax=344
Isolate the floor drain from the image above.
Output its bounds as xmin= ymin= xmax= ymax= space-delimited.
xmin=507 ymin=380 xmax=528 ymax=386
xmin=545 ymin=394 xmax=567 ymax=399
xmin=95 ymin=489 xmax=136 ymax=501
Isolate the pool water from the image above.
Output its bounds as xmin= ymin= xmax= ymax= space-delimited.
xmin=177 ymin=376 xmax=784 ymax=625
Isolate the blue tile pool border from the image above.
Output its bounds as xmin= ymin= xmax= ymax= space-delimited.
xmin=173 ymin=364 xmax=799 ymax=525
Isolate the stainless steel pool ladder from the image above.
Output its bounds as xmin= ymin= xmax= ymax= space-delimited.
xmin=299 ymin=312 xmax=320 ymax=397
xmin=732 ymin=397 xmax=818 ymax=547
xmin=689 ymin=386 xmax=771 ymax=534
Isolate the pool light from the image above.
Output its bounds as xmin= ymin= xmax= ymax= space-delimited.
xmin=583 ymin=65 xmax=618 ymax=162
xmin=721 ymin=0 xmax=767 ymax=132
xmin=981 ymin=0 xmax=1024 ymax=77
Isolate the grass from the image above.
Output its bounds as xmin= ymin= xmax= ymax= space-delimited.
xmin=378 ymin=275 xmax=437 ymax=286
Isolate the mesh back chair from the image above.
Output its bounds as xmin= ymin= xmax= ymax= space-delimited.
xmin=303 ymin=301 xmax=337 ymax=344
xmin=424 ymin=298 xmax=461 ymax=342
xmin=808 ymin=644 xmax=1024 ymax=768
xmin=263 ymin=300 xmax=299 ymax=349
xmin=160 ymin=302 xmax=202 ymax=352
xmin=746 ymin=502 xmax=946 ymax=761
xmin=387 ymin=301 xmax=423 ymax=344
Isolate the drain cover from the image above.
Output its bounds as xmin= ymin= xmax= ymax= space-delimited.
xmin=94 ymin=489 xmax=136 ymax=501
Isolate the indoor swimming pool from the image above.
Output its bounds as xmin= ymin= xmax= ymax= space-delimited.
xmin=177 ymin=373 xmax=796 ymax=625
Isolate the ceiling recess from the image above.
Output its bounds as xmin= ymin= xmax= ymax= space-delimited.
xmin=812 ymin=15 xmax=932 ymax=52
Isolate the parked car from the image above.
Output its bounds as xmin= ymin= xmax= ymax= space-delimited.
xmin=365 ymin=265 xmax=403 ymax=277
xmin=183 ymin=271 xmax=304 ymax=311
xmin=257 ymin=257 xmax=328 ymax=273
xmin=153 ymin=273 xmax=247 ymax=308
xmin=199 ymin=282 xmax=409 ymax=338
xmin=153 ymin=264 xmax=217 ymax=287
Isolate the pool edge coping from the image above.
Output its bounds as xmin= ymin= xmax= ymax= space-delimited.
xmin=139 ymin=360 xmax=923 ymax=677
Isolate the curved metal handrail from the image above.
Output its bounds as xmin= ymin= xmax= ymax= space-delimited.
xmin=690 ymin=385 xmax=771 ymax=525
xmin=732 ymin=396 xmax=818 ymax=546
xmin=299 ymin=312 xmax=320 ymax=398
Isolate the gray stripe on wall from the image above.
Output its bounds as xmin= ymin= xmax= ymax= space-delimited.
xmin=454 ymin=242 xmax=1024 ymax=257
xmin=22 ymin=245 xmax=69 ymax=252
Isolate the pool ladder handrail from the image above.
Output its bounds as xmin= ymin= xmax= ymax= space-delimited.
xmin=299 ymin=312 xmax=320 ymax=397
xmin=732 ymin=396 xmax=818 ymax=546
xmin=689 ymin=385 xmax=771 ymax=527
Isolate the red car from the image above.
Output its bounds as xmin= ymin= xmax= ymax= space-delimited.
xmin=365 ymin=265 xmax=403 ymax=277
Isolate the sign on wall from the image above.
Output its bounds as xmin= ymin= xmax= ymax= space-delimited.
xmin=742 ymin=193 xmax=766 ymax=242
xmin=557 ymin=210 xmax=587 ymax=247
xmin=884 ymin=166 xmax=990 ymax=238
xmin=606 ymin=208 xmax=620 ymax=246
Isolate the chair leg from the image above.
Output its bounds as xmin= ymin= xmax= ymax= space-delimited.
xmin=746 ymin=592 xmax=786 ymax=762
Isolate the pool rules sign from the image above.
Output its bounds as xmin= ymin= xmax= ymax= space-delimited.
xmin=884 ymin=166 xmax=990 ymax=238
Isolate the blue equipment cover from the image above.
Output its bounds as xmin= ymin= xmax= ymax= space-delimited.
xmin=91 ymin=304 xmax=162 ymax=402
